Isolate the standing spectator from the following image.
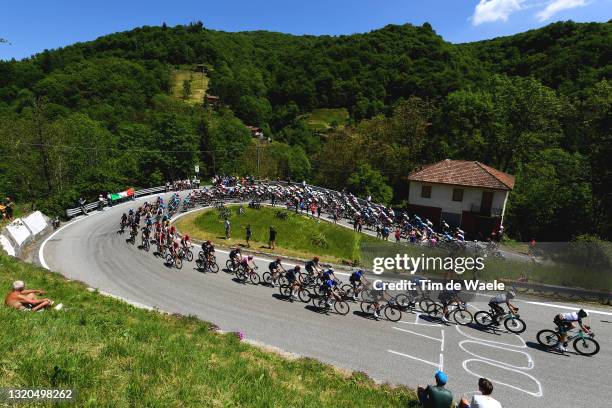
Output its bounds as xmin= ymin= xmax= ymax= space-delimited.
xmin=107 ymin=192 xmax=113 ymax=207
xmin=459 ymin=378 xmax=502 ymax=408
xmin=394 ymin=228 xmax=401 ymax=243
xmin=271 ymin=194 xmax=276 ymax=207
xmin=224 ymin=219 xmax=231 ymax=240
xmin=417 ymin=370 xmax=453 ymax=408
xmin=245 ymin=224 xmax=252 ymax=247
xmin=5 ymin=196 xmax=14 ymax=221
xmin=317 ymin=205 xmax=322 ymax=219
xmin=268 ymin=226 xmax=277 ymax=250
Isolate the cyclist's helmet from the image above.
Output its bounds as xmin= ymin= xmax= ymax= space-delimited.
xmin=248 ymin=255 xmax=254 ymax=260
xmin=294 ymin=265 xmax=301 ymax=271
xmin=578 ymin=309 xmax=588 ymax=318
xmin=206 ymin=240 xmax=211 ymax=245
xmin=184 ymin=234 xmax=190 ymax=240
xmin=507 ymin=290 xmax=516 ymax=299
xmin=314 ymin=256 xmax=320 ymax=262
xmin=276 ymin=257 xmax=282 ymax=262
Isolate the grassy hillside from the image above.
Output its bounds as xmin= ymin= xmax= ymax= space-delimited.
xmin=299 ymin=108 xmax=349 ymax=131
xmin=175 ymin=205 xmax=379 ymax=264
xmin=170 ymin=67 xmax=209 ymax=105
xmin=0 ymin=254 xmax=415 ymax=407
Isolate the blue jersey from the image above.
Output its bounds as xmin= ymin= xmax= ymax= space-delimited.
xmin=322 ymin=270 xmax=334 ymax=280
xmin=350 ymin=271 xmax=363 ymax=282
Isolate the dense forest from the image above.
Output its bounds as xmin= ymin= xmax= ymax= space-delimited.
xmin=0 ymin=21 xmax=610 ymax=241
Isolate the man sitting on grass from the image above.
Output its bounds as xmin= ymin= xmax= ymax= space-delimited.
xmin=417 ymin=370 xmax=453 ymax=408
xmin=4 ymin=280 xmax=62 ymax=311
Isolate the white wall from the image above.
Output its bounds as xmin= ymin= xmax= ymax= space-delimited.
xmin=408 ymin=181 xmax=508 ymax=216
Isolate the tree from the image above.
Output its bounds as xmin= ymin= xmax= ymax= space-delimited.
xmin=347 ymin=164 xmax=393 ymax=204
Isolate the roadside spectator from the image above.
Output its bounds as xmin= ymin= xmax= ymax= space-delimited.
xmin=395 ymin=228 xmax=401 ymax=243
xmin=269 ymin=226 xmax=277 ymax=250
xmin=245 ymin=224 xmax=252 ymax=247
xmin=5 ymin=196 xmax=14 ymax=221
xmin=224 ymin=219 xmax=231 ymax=240
xmin=4 ymin=280 xmax=62 ymax=311
xmin=317 ymin=205 xmax=322 ymax=219
xmin=458 ymin=378 xmax=502 ymax=408
xmin=417 ymin=370 xmax=453 ymax=408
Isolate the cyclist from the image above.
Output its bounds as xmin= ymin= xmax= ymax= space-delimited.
xmin=438 ymin=287 xmax=462 ymax=323
xmin=169 ymin=240 xmax=180 ymax=262
xmin=320 ymin=278 xmax=342 ymax=305
xmin=554 ymin=309 xmax=592 ymax=351
xmin=349 ymin=269 xmax=367 ymax=300
xmin=120 ymin=213 xmax=128 ymax=230
xmin=370 ymin=285 xmax=394 ymax=320
xmin=320 ymin=267 xmax=337 ymax=283
xmin=488 ymin=290 xmax=518 ymax=324
xmin=285 ymin=265 xmax=301 ymax=300
xmin=129 ymin=222 xmax=139 ymax=241
xmin=201 ymin=240 xmax=215 ymax=262
xmin=240 ymin=255 xmax=257 ymax=275
xmin=229 ymin=247 xmax=242 ymax=269
xmin=305 ymin=256 xmax=321 ymax=276
xmin=268 ymin=257 xmax=285 ymax=285
xmin=180 ymin=234 xmax=191 ymax=249
xmin=141 ymin=223 xmax=151 ymax=244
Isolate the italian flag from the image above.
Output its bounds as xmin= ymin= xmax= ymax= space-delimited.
xmin=110 ymin=188 xmax=135 ymax=201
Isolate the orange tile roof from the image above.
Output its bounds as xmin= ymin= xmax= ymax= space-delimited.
xmin=408 ymin=159 xmax=515 ymax=190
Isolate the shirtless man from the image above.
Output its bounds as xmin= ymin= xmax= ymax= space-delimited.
xmin=4 ymin=281 xmax=58 ymax=311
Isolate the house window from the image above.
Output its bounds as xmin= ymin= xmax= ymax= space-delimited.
xmin=452 ymin=188 xmax=464 ymax=202
xmin=421 ymin=185 xmax=431 ymax=198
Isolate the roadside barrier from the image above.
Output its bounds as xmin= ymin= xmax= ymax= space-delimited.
xmin=0 ymin=211 xmax=50 ymax=257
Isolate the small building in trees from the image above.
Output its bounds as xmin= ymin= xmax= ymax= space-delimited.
xmin=247 ymin=125 xmax=264 ymax=140
xmin=205 ymin=95 xmax=221 ymax=109
xmin=407 ymin=159 xmax=515 ymax=239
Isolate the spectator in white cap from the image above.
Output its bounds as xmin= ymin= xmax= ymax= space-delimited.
xmin=4 ymin=280 xmax=61 ymax=311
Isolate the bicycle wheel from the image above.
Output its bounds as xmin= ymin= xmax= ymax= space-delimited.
xmin=235 ymin=268 xmax=247 ymax=282
xmin=419 ymin=298 xmax=433 ymax=312
xmin=384 ymin=305 xmax=402 ymax=322
xmin=165 ymin=254 xmax=174 ymax=266
xmin=395 ymin=294 xmax=415 ymax=309
xmin=452 ymin=308 xmax=473 ymax=325
xmin=297 ymin=288 xmax=311 ymax=303
xmin=209 ymin=262 xmax=219 ymax=273
xmin=360 ymin=301 xmax=374 ymax=314
xmin=536 ymin=329 xmax=560 ymax=348
xmin=504 ymin=316 xmax=526 ymax=334
xmin=573 ymin=337 xmax=600 ymax=356
xmin=474 ymin=311 xmax=494 ymax=327
xmin=262 ymin=272 xmax=273 ymax=285
xmin=426 ymin=302 xmax=442 ymax=318
xmin=344 ymin=286 xmax=356 ymax=300
xmin=313 ymin=296 xmax=328 ymax=309
xmin=278 ymin=276 xmax=289 ymax=287
xmin=249 ymin=272 xmax=261 ymax=285
xmin=175 ymin=257 xmax=183 ymax=269
xmin=186 ymin=250 xmax=193 ymax=262
xmin=226 ymin=259 xmax=234 ymax=270
xmin=334 ymin=300 xmax=350 ymax=315
xmin=279 ymin=284 xmax=291 ymax=297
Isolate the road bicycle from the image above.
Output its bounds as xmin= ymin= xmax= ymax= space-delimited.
xmin=279 ymin=283 xmax=311 ymax=303
xmin=196 ymin=255 xmax=219 ymax=273
xmin=179 ymin=246 xmax=194 ymax=262
xmin=236 ymin=265 xmax=261 ymax=285
xmin=359 ymin=300 xmax=402 ymax=322
xmin=424 ymin=300 xmax=473 ymax=325
xmin=263 ymin=269 xmax=288 ymax=287
xmin=474 ymin=308 xmax=526 ymax=334
xmin=165 ymin=252 xmax=183 ymax=269
xmin=312 ymin=292 xmax=350 ymax=315
xmin=536 ymin=327 xmax=600 ymax=356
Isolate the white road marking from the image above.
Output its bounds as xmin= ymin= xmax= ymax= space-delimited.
xmin=462 ymin=359 xmax=543 ymax=398
xmin=525 ymin=301 xmax=612 ymax=317
xmin=455 ymin=324 xmax=527 ymax=348
xmin=459 ymin=340 xmax=534 ymax=370
xmin=388 ymin=349 xmax=443 ymax=371
xmin=392 ymin=326 xmax=443 ymax=342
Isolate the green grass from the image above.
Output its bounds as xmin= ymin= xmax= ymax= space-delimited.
xmin=299 ymin=108 xmax=349 ymax=131
xmin=170 ymin=67 xmax=209 ymax=105
xmin=0 ymin=254 xmax=415 ymax=407
xmin=175 ymin=205 xmax=378 ymax=264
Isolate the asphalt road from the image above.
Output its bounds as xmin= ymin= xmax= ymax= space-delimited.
xmin=40 ymin=194 xmax=612 ymax=407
